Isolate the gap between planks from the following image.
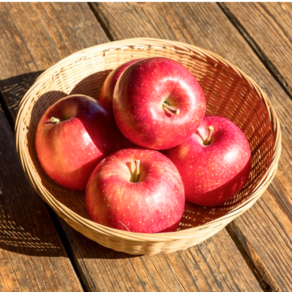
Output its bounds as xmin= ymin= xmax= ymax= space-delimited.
xmin=0 ymin=74 xmax=87 ymax=292
xmin=86 ymin=3 xmax=266 ymax=290
xmin=218 ymin=3 xmax=292 ymax=101
xmin=0 ymin=2 xmax=280 ymax=292
xmin=89 ymin=3 xmax=292 ymax=291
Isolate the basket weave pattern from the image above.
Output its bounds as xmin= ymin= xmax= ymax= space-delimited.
xmin=15 ymin=38 xmax=281 ymax=255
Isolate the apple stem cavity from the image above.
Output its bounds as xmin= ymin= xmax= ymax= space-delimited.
xmin=50 ymin=117 xmax=60 ymax=124
xmin=131 ymin=160 xmax=140 ymax=183
xmin=204 ymin=126 xmax=214 ymax=145
xmin=163 ymin=103 xmax=180 ymax=115
xmin=199 ymin=126 xmax=214 ymax=145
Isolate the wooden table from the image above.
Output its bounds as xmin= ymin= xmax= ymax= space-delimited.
xmin=0 ymin=3 xmax=291 ymax=291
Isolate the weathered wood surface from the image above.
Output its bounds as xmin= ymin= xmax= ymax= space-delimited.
xmin=0 ymin=103 xmax=82 ymax=291
xmin=220 ymin=2 xmax=292 ymax=217
xmin=0 ymin=2 xmax=108 ymax=122
xmin=91 ymin=2 xmax=292 ymax=291
xmin=0 ymin=2 xmax=106 ymax=291
xmin=221 ymin=3 xmax=292 ymax=98
xmin=63 ymin=223 xmax=261 ymax=292
xmin=0 ymin=2 xmax=263 ymax=291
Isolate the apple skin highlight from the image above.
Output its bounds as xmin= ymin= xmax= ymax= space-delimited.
xmin=35 ymin=95 xmax=132 ymax=191
xmin=113 ymin=57 xmax=206 ymax=150
xmin=86 ymin=148 xmax=185 ymax=233
xmin=166 ymin=116 xmax=251 ymax=206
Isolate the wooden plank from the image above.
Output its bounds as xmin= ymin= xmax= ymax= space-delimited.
xmin=220 ymin=3 xmax=292 ymax=98
xmin=63 ymin=222 xmax=261 ymax=292
xmin=0 ymin=103 xmax=83 ymax=291
xmin=0 ymin=2 xmax=109 ymax=121
xmin=91 ymin=2 xmax=292 ymax=291
xmin=220 ymin=2 xmax=292 ymax=216
xmin=0 ymin=2 xmax=262 ymax=291
xmin=226 ymin=187 xmax=292 ymax=291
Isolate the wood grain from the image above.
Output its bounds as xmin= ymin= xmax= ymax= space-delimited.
xmin=0 ymin=2 xmax=262 ymax=291
xmin=91 ymin=2 xmax=292 ymax=291
xmin=62 ymin=222 xmax=261 ymax=292
xmin=220 ymin=3 xmax=292 ymax=98
xmin=0 ymin=2 xmax=106 ymax=291
xmin=0 ymin=103 xmax=82 ymax=291
xmin=220 ymin=2 xmax=292 ymax=216
xmin=228 ymin=186 xmax=292 ymax=291
xmin=0 ymin=2 xmax=108 ymax=121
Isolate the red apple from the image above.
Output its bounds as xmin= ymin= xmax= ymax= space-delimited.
xmin=86 ymin=148 xmax=185 ymax=233
xmin=165 ymin=116 xmax=251 ymax=206
xmin=35 ymin=94 xmax=132 ymax=191
xmin=113 ymin=57 xmax=206 ymax=150
xmin=99 ymin=58 xmax=144 ymax=113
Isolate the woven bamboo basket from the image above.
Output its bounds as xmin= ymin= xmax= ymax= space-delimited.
xmin=15 ymin=38 xmax=281 ymax=255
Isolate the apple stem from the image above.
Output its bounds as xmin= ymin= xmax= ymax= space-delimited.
xmin=133 ymin=160 xmax=140 ymax=182
xmin=205 ymin=126 xmax=214 ymax=145
xmin=50 ymin=117 xmax=60 ymax=124
xmin=197 ymin=132 xmax=205 ymax=143
xmin=163 ymin=103 xmax=180 ymax=115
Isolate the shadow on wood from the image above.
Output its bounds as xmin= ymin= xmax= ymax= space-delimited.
xmin=0 ymin=71 xmax=44 ymax=124
xmin=0 ymin=104 xmax=67 ymax=257
xmin=0 ymin=204 xmax=62 ymax=255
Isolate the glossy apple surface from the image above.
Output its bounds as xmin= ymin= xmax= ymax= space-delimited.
xmin=165 ymin=116 xmax=251 ymax=206
xmin=86 ymin=148 xmax=185 ymax=233
xmin=35 ymin=94 xmax=132 ymax=191
xmin=113 ymin=57 xmax=206 ymax=150
xmin=99 ymin=58 xmax=143 ymax=113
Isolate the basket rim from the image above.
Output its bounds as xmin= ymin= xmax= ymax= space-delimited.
xmin=15 ymin=37 xmax=282 ymax=242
